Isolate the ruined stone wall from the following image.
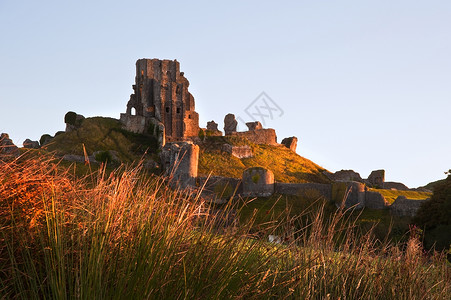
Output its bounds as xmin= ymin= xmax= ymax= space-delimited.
xmin=343 ymin=182 xmax=366 ymax=209
xmin=198 ymin=176 xmax=242 ymax=201
xmin=390 ymin=196 xmax=428 ymax=217
xmin=234 ymin=129 xmax=277 ymax=145
xmin=274 ymin=183 xmax=332 ymax=200
xmin=119 ymin=114 xmax=148 ymax=134
xmin=222 ymin=144 xmax=253 ymax=158
xmin=325 ymin=170 xmax=363 ymax=182
xmin=281 ymin=137 xmax=297 ymax=152
xmin=364 ymin=191 xmax=389 ymax=209
xmin=366 ymin=170 xmax=385 ymax=188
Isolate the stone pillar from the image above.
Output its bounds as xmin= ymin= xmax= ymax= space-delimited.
xmin=242 ymin=167 xmax=275 ymax=197
xmin=224 ymin=113 xmax=237 ymax=135
xmin=281 ymin=137 xmax=298 ymax=152
xmin=207 ymin=121 xmax=219 ymax=131
xmin=160 ymin=142 xmax=199 ymax=188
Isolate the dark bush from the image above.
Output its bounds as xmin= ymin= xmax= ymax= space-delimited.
xmin=39 ymin=134 xmax=53 ymax=146
xmin=95 ymin=151 xmax=113 ymax=163
xmin=414 ymin=172 xmax=451 ymax=251
xmin=198 ymin=129 xmax=205 ymax=140
xmin=64 ymin=111 xmax=77 ymax=125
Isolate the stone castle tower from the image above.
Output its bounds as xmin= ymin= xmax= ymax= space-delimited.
xmin=120 ymin=58 xmax=199 ymax=144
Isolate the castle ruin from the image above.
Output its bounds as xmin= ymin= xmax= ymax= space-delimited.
xmin=120 ymin=59 xmax=199 ymax=144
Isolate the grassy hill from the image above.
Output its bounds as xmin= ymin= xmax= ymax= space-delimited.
xmin=198 ymin=136 xmax=330 ymax=183
xmin=43 ymin=118 xmax=330 ymax=184
xmin=43 ymin=117 xmax=159 ymax=163
xmin=421 ymin=178 xmax=446 ymax=191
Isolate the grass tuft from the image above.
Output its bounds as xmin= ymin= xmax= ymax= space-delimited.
xmin=0 ymin=155 xmax=449 ymax=298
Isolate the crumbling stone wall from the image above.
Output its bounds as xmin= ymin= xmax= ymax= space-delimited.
xmin=281 ymin=137 xmax=297 ymax=152
xmin=246 ymin=121 xmax=262 ymax=131
xmin=234 ymin=129 xmax=277 ymax=145
xmin=203 ymin=120 xmax=222 ymax=137
xmin=120 ymin=58 xmax=199 ymax=143
xmin=344 ymin=182 xmax=366 ymax=209
xmin=367 ymin=170 xmax=385 ymax=188
xmin=223 ymin=114 xmax=277 ymax=145
xmin=242 ymin=167 xmax=274 ymax=197
xmin=364 ymin=191 xmax=389 ymax=209
xmin=197 ymin=176 xmax=242 ymax=202
xmin=324 ymin=170 xmax=363 ymax=182
xmin=0 ymin=133 xmax=19 ymax=157
xmin=160 ymin=142 xmax=199 ymax=188
xmin=275 ymin=183 xmax=332 ymax=200
xmin=390 ymin=196 xmax=428 ymax=217
xmin=222 ymin=144 xmax=253 ymax=158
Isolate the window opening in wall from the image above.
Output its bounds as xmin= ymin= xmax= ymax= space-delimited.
xmin=131 ymin=107 xmax=136 ymax=116
xmin=166 ymin=107 xmax=170 ymax=113
xmin=176 ymin=107 xmax=181 ymax=114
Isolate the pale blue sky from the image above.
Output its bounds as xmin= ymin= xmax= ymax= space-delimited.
xmin=1 ymin=0 xmax=450 ymax=187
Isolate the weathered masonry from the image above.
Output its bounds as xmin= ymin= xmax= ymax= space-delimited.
xmin=120 ymin=58 xmax=200 ymax=144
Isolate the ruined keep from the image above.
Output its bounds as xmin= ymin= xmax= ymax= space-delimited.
xmin=120 ymin=59 xmax=199 ymax=144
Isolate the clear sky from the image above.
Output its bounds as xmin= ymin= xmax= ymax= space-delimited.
xmin=1 ymin=0 xmax=450 ymax=188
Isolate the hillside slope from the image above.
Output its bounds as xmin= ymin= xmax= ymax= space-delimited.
xmin=43 ymin=117 xmax=158 ymax=163
xmin=198 ymin=136 xmax=330 ymax=183
xmin=42 ymin=117 xmax=329 ymax=183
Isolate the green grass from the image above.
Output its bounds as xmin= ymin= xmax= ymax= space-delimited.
xmin=43 ymin=117 xmax=159 ymax=163
xmin=369 ymin=188 xmax=432 ymax=204
xmin=1 ymin=157 xmax=450 ymax=298
xmin=198 ymin=136 xmax=330 ymax=183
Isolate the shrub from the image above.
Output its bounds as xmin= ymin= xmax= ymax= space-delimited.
xmin=39 ymin=134 xmax=53 ymax=146
xmin=213 ymin=182 xmax=234 ymax=198
xmin=198 ymin=129 xmax=205 ymax=140
xmin=414 ymin=172 xmax=451 ymax=251
xmin=147 ymin=123 xmax=155 ymax=135
xmin=252 ymin=173 xmax=260 ymax=184
xmin=64 ymin=111 xmax=77 ymax=125
xmin=95 ymin=150 xmax=113 ymax=163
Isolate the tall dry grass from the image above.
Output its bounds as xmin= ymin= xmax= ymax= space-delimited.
xmin=0 ymin=155 xmax=450 ymax=299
